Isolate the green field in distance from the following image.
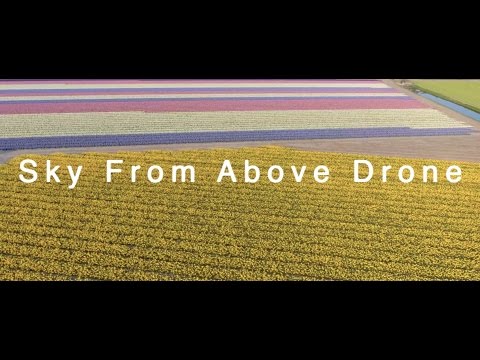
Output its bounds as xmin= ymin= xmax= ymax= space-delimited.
xmin=413 ymin=80 xmax=480 ymax=113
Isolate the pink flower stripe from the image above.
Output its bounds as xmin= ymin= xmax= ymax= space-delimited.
xmin=0 ymin=88 xmax=401 ymax=96
xmin=0 ymin=98 xmax=428 ymax=114
xmin=0 ymin=79 xmax=384 ymax=85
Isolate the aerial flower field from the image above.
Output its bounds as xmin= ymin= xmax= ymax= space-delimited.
xmin=0 ymin=80 xmax=473 ymax=150
xmin=0 ymin=147 xmax=478 ymax=280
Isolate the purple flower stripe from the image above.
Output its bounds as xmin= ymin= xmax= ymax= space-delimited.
xmin=0 ymin=127 xmax=472 ymax=151
xmin=0 ymin=96 xmax=411 ymax=105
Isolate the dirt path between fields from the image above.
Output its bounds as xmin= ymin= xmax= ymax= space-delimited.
xmin=1 ymin=80 xmax=479 ymax=164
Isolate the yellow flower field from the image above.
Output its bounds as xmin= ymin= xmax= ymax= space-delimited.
xmin=0 ymin=146 xmax=479 ymax=280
